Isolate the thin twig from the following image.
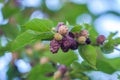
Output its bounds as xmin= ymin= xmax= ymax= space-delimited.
xmin=114 ymin=47 xmax=120 ymax=51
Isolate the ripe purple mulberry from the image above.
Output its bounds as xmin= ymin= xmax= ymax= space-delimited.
xmin=96 ymin=35 xmax=106 ymax=44
xmin=61 ymin=44 xmax=70 ymax=52
xmin=50 ymin=39 xmax=60 ymax=53
xmin=68 ymin=32 xmax=75 ymax=38
xmin=58 ymin=65 xmax=67 ymax=74
xmin=61 ymin=35 xmax=78 ymax=52
xmin=62 ymin=36 xmax=72 ymax=48
xmin=86 ymin=38 xmax=91 ymax=44
xmin=60 ymin=36 xmax=71 ymax=52
xmin=70 ymin=40 xmax=78 ymax=50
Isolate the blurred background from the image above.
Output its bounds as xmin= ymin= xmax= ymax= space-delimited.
xmin=0 ymin=0 xmax=120 ymax=80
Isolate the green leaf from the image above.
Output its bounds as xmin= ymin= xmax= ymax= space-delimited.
xmin=78 ymin=45 xmax=97 ymax=69
xmin=28 ymin=63 xmax=55 ymax=80
xmin=0 ymin=0 xmax=4 ymax=2
xmin=0 ymin=42 xmax=12 ymax=55
xmin=113 ymin=37 xmax=120 ymax=45
xmin=71 ymin=62 xmax=93 ymax=73
xmin=107 ymin=32 xmax=118 ymax=40
xmin=22 ymin=18 xmax=54 ymax=32
xmin=97 ymin=57 xmax=120 ymax=74
xmin=7 ymin=65 xmax=20 ymax=80
xmin=101 ymin=32 xmax=118 ymax=54
xmin=2 ymin=4 xmax=20 ymax=18
xmin=70 ymin=62 xmax=90 ymax=80
xmin=71 ymin=24 xmax=83 ymax=32
xmin=101 ymin=33 xmax=120 ymax=54
xmin=51 ymin=3 xmax=89 ymax=24
xmin=117 ymin=74 xmax=120 ymax=79
xmin=11 ymin=30 xmax=54 ymax=51
xmin=101 ymin=40 xmax=114 ymax=54
xmin=70 ymin=72 xmax=89 ymax=80
xmin=35 ymin=32 xmax=54 ymax=40
xmin=44 ymin=50 xmax=78 ymax=66
xmin=1 ymin=24 xmax=19 ymax=39
xmin=11 ymin=30 xmax=37 ymax=51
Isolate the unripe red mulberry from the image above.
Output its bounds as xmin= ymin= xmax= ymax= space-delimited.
xmin=58 ymin=65 xmax=67 ymax=74
xmin=77 ymin=36 xmax=86 ymax=44
xmin=80 ymin=30 xmax=89 ymax=38
xmin=96 ymin=35 xmax=106 ymax=44
xmin=58 ymin=25 xmax=69 ymax=36
xmin=50 ymin=39 xmax=60 ymax=53
xmin=54 ymin=33 xmax=63 ymax=41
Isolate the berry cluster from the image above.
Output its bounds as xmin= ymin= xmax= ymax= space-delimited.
xmin=53 ymin=65 xmax=68 ymax=80
xmin=50 ymin=22 xmax=78 ymax=53
xmin=77 ymin=29 xmax=91 ymax=44
xmin=50 ymin=22 xmax=106 ymax=53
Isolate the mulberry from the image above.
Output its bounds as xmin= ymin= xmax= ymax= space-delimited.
xmin=56 ymin=22 xmax=65 ymax=32
xmin=80 ymin=30 xmax=89 ymax=38
xmin=96 ymin=35 xmax=106 ymax=44
xmin=77 ymin=36 xmax=86 ymax=44
xmin=50 ymin=39 xmax=60 ymax=53
xmin=62 ymin=36 xmax=72 ymax=48
xmin=61 ymin=44 xmax=70 ymax=52
xmin=86 ymin=38 xmax=91 ymax=44
xmin=68 ymin=32 xmax=75 ymax=38
xmin=58 ymin=25 xmax=69 ymax=36
xmin=60 ymin=36 xmax=71 ymax=52
xmin=54 ymin=33 xmax=63 ymax=41
xmin=57 ymin=22 xmax=64 ymax=27
xmin=58 ymin=65 xmax=67 ymax=74
xmin=70 ymin=40 xmax=78 ymax=50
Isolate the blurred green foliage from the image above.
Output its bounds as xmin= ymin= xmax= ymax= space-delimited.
xmin=0 ymin=0 xmax=120 ymax=80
